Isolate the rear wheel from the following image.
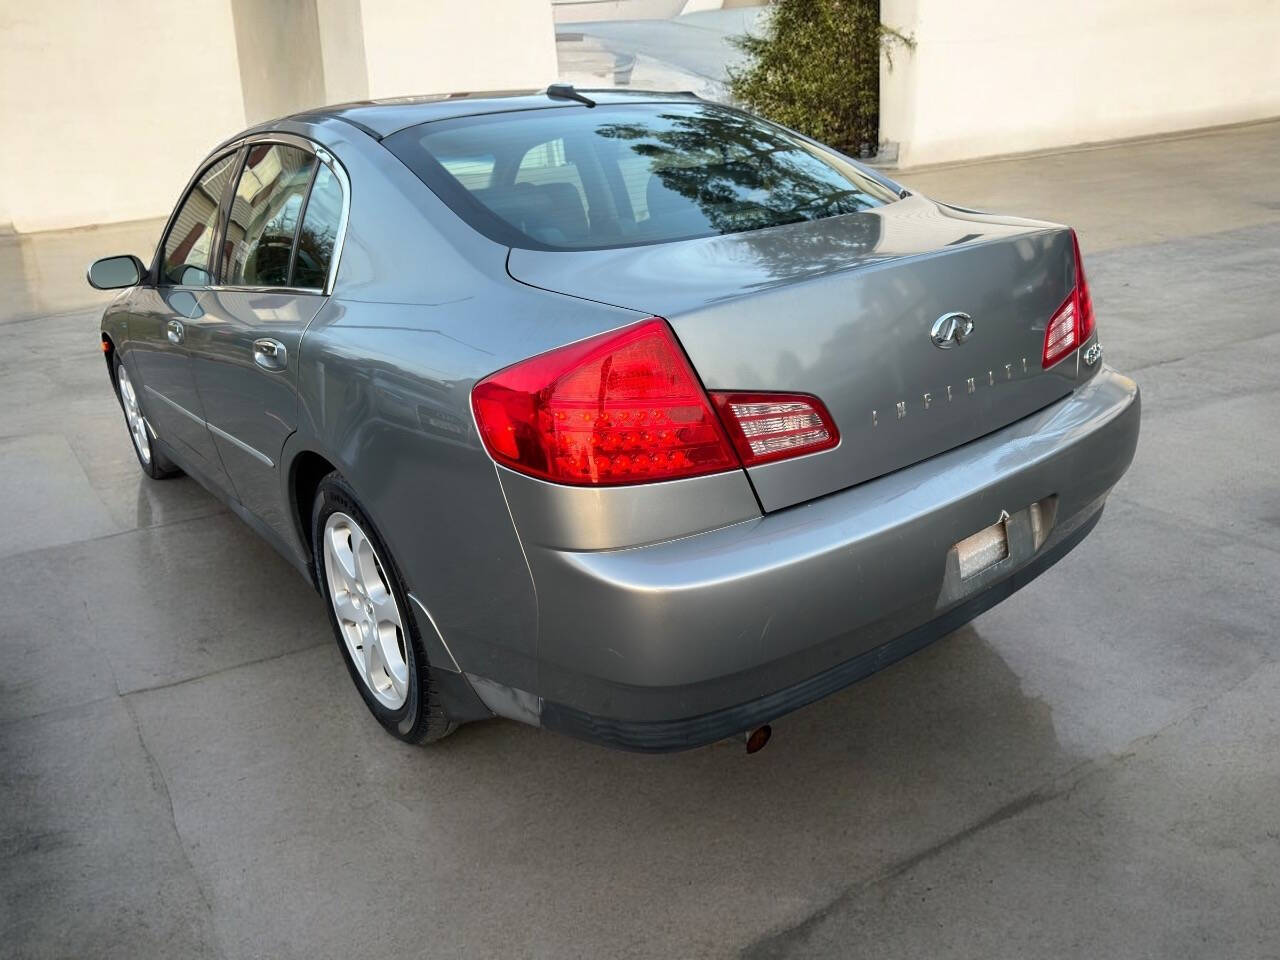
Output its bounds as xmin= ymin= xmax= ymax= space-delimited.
xmin=114 ymin=356 xmax=180 ymax=479
xmin=312 ymin=472 xmax=456 ymax=744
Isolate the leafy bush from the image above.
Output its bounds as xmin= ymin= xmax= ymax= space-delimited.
xmin=728 ymin=0 xmax=910 ymax=157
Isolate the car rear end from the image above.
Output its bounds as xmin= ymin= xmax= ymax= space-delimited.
xmin=385 ymin=96 xmax=1140 ymax=749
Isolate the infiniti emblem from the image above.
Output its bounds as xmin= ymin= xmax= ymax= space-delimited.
xmin=930 ymin=312 xmax=974 ymax=349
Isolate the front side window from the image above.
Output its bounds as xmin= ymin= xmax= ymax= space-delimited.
xmin=385 ymin=102 xmax=899 ymax=251
xmin=161 ymin=152 xmax=238 ymax=285
xmin=222 ymin=144 xmax=317 ymax=287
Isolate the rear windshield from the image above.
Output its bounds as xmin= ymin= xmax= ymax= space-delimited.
xmin=384 ymin=102 xmax=899 ymax=251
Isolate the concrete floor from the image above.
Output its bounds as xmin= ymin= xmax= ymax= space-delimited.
xmin=3 ymin=120 xmax=1280 ymax=959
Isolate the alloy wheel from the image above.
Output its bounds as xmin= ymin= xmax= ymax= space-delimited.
xmin=322 ymin=511 xmax=409 ymax=709
xmin=117 ymin=365 xmax=152 ymax=465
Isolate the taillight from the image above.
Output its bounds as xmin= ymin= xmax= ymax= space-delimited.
xmin=1073 ymin=230 xmax=1096 ymax=342
xmin=1043 ymin=229 xmax=1097 ymax=368
xmin=471 ymin=317 xmax=738 ymax=485
xmin=710 ymin=392 xmax=839 ymax=466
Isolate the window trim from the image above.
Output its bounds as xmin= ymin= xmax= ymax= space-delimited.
xmin=153 ymin=131 xmax=351 ymax=296
xmin=152 ymin=149 xmax=242 ymax=289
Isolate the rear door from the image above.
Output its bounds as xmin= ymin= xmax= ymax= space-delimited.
xmin=130 ymin=150 xmax=239 ymax=492
xmin=190 ymin=138 xmax=346 ymax=537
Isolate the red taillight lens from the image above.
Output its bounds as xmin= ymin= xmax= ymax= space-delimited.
xmin=1073 ymin=229 xmax=1096 ymax=342
xmin=471 ymin=317 xmax=739 ymax=485
xmin=1043 ymin=229 xmax=1097 ymax=368
xmin=710 ymin=392 xmax=839 ymax=466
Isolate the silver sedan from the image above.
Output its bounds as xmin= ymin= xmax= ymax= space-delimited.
xmin=88 ymin=88 xmax=1139 ymax=751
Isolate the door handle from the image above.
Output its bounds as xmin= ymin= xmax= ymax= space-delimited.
xmin=166 ymin=320 xmax=184 ymax=345
xmin=252 ymin=338 xmax=288 ymax=372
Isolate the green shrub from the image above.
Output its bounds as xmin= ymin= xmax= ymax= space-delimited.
xmin=728 ymin=0 xmax=911 ymax=157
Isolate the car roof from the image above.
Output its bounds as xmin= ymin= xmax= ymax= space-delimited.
xmin=272 ymin=88 xmax=706 ymax=141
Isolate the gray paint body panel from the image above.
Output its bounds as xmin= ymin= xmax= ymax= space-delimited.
xmin=527 ymin=368 xmax=1138 ymax=722
xmin=509 ymin=195 xmax=1081 ymax=511
xmin=99 ymin=96 xmax=1140 ymax=749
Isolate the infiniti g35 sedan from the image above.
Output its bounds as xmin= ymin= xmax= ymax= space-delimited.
xmin=88 ymin=88 xmax=1139 ymax=751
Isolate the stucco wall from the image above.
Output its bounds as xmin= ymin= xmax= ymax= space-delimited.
xmin=0 ymin=0 xmax=557 ymax=233
xmin=359 ymin=0 xmax=558 ymax=98
xmin=0 ymin=0 xmax=247 ymax=233
xmin=880 ymin=0 xmax=1280 ymax=168
xmin=231 ymin=0 xmax=327 ymax=125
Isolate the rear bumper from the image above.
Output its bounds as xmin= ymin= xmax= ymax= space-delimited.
xmin=542 ymin=507 xmax=1102 ymax=751
xmin=522 ymin=367 xmax=1140 ymax=750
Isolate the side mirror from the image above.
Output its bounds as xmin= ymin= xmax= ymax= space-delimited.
xmin=178 ymin=264 xmax=212 ymax=287
xmin=87 ymin=254 xmax=146 ymax=290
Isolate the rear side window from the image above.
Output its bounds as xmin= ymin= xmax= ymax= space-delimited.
xmin=385 ymin=102 xmax=898 ymax=251
xmin=293 ymin=165 xmax=343 ymax=289
xmin=160 ymin=152 xmax=238 ymax=285
xmin=223 ymin=144 xmax=317 ymax=287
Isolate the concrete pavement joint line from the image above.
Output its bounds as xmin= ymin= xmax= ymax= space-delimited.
xmin=1109 ymin=492 xmax=1280 ymax=560
xmin=1127 ymin=331 xmax=1280 ymax=373
xmin=120 ymin=639 xmax=330 ymax=700
xmin=0 ymin=692 xmax=126 ymax=732
xmin=120 ymin=694 xmax=227 ymax=960
xmin=739 ymin=770 xmax=1088 ymax=960
xmin=0 ymin=643 xmax=328 ymax=731
xmin=0 ymin=507 xmax=228 ymax=565
xmin=741 ymin=649 xmax=1279 ymax=959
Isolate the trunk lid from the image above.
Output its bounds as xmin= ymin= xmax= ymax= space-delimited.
xmin=507 ymin=195 xmax=1083 ymax=511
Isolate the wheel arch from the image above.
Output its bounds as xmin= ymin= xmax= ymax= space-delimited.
xmin=102 ymin=333 xmax=119 ymax=396
xmin=287 ymin=447 xmax=340 ymax=588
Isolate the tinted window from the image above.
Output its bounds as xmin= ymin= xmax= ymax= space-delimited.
xmin=385 ymin=103 xmax=898 ymax=251
xmin=440 ymin=153 xmax=494 ymax=190
xmin=222 ymin=144 xmax=317 ymax=287
xmin=293 ymin=165 xmax=343 ymax=289
xmin=161 ymin=153 xmax=238 ymax=285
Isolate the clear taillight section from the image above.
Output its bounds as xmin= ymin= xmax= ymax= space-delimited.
xmin=1043 ymin=228 xmax=1097 ymax=369
xmin=470 ymin=317 xmax=738 ymax=485
xmin=710 ymin=392 xmax=839 ymax=466
xmin=1043 ymin=296 xmax=1079 ymax=368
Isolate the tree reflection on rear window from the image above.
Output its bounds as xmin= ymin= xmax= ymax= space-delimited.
xmin=384 ymin=102 xmax=899 ymax=251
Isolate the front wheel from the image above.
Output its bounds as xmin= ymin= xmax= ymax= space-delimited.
xmin=311 ymin=472 xmax=456 ymax=744
xmin=114 ymin=355 xmax=181 ymax=479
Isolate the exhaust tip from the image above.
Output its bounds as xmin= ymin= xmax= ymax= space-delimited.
xmin=744 ymin=724 xmax=772 ymax=754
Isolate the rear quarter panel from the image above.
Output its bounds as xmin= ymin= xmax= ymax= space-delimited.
xmin=286 ymin=118 xmax=648 ymax=689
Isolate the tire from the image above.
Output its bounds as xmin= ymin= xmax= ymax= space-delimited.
xmin=113 ymin=354 xmax=181 ymax=479
xmin=311 ymin=471 xmax=456 ymax=745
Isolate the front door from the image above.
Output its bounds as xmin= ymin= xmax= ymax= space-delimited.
xmin=129 ymin=151 xmax=240 ymax=494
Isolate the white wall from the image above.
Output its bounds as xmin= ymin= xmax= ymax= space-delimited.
xmin=316 ymin=0 xmax=371 ymax=103
xmin=881 ymin=0 xmax=1280 ymax=168
xmin=359 ymin=0 xmax=558 ymax=98
xmin=0 ymin=0 xmax=247 ymax=233
xmin=230 ymin=0 xmax=327 ymax=125
xmin=0 ymin=0 xmax=557 ymax=233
